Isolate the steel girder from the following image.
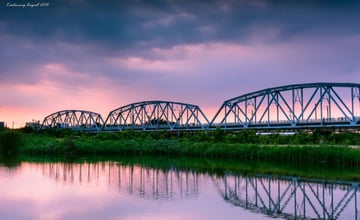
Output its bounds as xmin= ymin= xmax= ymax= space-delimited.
xmin=210 ymin=82 xmax=360 ymax=130
xmin=41 ymin=110 xmax=104 ymax=131
xmin=103 ymin=100 xmax=209 ymax=131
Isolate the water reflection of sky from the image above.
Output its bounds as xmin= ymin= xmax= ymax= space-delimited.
xmin=1 ymin=162 xmax=359 ymax=220
xmin=0 ymin=162 xmax=269 ymax=220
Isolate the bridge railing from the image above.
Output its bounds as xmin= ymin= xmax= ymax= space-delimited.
xmin=210 ymin=116 xmax=360 ymax=130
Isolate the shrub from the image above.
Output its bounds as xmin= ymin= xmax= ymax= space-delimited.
xmin=0 ymin=131 xmax=23 ymax=156
xmin=211 ymin=127 xmax=225 ymax=142
xmin=61 ymin=137 xmax=77 ymax=155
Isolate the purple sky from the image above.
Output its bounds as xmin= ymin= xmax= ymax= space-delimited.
xmin=1 ymin=0 xmax=360 ymax=127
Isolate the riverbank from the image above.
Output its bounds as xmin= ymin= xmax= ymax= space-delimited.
xmin=1 ymin=128 xmax=360 ymax=166
xmin=2 ymin=155 xmax=360 ymax=181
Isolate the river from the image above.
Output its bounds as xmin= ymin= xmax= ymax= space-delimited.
xmin=0 ymin=159 xmax=359 ymax=220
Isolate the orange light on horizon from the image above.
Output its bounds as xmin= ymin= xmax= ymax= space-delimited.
xmin=0 ymin=107 xmax=44 ymax=129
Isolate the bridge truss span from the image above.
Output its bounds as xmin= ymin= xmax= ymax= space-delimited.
xmin=210 ymin=82 xmax=360 ymax=130
xmin=40 ymin=110 xmax=104 ymax=131
xmin=104 ymin=100 xmax=209 ymax=131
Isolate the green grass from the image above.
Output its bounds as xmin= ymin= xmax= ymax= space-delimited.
xmin=1 ymin=128 xmax=360 ymax=180
xmin=0 ymin=128 xmax=359 ymax=167
xmin=20 ymin=136 xmax=360 ymax=166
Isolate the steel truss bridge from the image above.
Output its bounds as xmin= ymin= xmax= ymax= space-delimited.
xmin=213 ymin=175 xmax=359 ymax=219
xmin=211 ymin=82 xmax=360 ymax=130
xmin=40 ymin=83 xmax=360 ymax=131
xmin=41 ymin=110 xmax=104 ymax=131
xmin=103 ymin=100 xmax=209 ymax=131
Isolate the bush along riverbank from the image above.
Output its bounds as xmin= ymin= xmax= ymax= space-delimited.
xmin=0 ymin=130 xmax=23 ymax=156
xmin=2 ymin=128 xmax=360 ymax=166
xmin=6 ymin=155 xmax=360 ymax=181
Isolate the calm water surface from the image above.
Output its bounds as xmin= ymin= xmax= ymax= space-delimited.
xmin=0 ymin=161 xmax=358 ymax=220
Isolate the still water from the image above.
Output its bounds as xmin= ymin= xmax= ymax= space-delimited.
xmin=0 ymin=160 xmax=359 ymax=220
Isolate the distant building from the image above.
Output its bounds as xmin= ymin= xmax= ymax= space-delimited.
xmin=0 ymin=121 xmax=4 ymax=130
xmin=25 ymin=120 xmax=41 ymax=129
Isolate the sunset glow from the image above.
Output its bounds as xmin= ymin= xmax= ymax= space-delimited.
xmin=1 ymin=1 xmax=360 ymax=127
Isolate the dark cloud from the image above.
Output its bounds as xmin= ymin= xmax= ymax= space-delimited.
xmin=1 ymin=0 xmax=359 ymax=51
xmin=1 ymin=0 xmax=360 ymax=107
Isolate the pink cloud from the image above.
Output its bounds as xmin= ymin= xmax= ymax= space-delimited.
xmin=2 ymin=33 xmax=360 ymax=127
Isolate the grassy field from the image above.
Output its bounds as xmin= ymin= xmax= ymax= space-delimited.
xmin=1 ymin=128 xmax=360 ymax=167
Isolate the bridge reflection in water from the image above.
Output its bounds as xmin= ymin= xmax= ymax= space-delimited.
xmin=40 ymin=162 xmax=200 ymax=200
xmin=213 ymin=175 xmax=359 ymax=220
xmin=38 ymin=162 xmax=359 ymax=219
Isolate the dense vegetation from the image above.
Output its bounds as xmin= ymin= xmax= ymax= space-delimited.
xmin=0 ymin=127 xmax=359 ymax=167
xmin=0 ymin=130 xmax=23 ymax=155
